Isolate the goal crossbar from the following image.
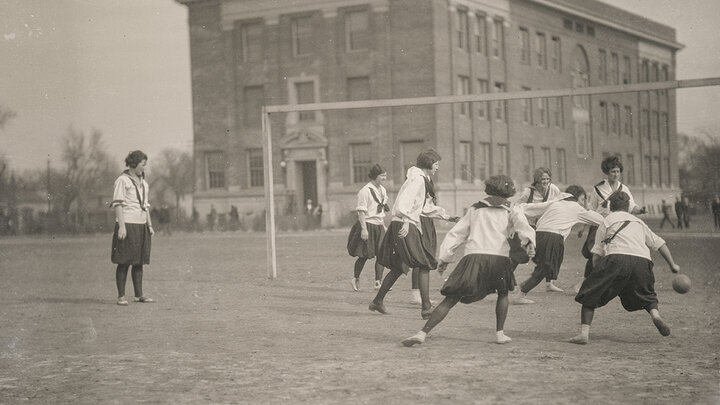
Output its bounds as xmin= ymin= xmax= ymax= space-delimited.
xmin=262 ymin=76 xmax=720 ymax=279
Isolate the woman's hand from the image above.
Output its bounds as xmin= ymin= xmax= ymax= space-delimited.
xmin=117 ymin=225 xmax=127 ymax=240
xmin=398 ymin=222 xmax=410 ymax=238
xmin=149 ymin=225 xmax=155 ymax=236
xmin=670 ymin=264 xmax=680 ymax=274
xmin=448 ymin=216 xmax=461 ymax=223
xmin=360 ymin=228 xmax=369 ymax=240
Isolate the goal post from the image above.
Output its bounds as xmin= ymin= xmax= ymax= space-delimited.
xmin=261 ymin=77 xmax=720 ymax=279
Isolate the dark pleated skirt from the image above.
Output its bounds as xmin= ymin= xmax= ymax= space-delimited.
xmin=441 ymin=254 xmax=515 ymax=304
xmin=111 ymin=222 xmax=151 ymax=265
xmin=530 ymin=231 xmax=565 ymax=281
xmin=419 ymin=216 xmax=437 ymax=261
xmin=347 ymin=221 xmax=386 ymax=259
xmin=575 ymin=254 xmax=658 ymax=312
xmin=377 ymin=221 xmax=437 ymax=274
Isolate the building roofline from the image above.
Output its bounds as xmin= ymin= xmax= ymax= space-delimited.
xmin=527 ymin=0 xmax=684 ymax=50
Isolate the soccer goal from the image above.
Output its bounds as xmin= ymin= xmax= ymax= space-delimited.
xmin=261 ymin=77 xmax=720 ymax=279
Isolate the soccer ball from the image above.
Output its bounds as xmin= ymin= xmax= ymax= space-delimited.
xmin=672 ymin=274 xmax=691 ymax=294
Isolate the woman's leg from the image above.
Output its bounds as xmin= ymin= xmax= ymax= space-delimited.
xmin=369 ymin=270 xmax=402 ymax=314
xmin=131 ymin=265 xmax=144 ymax=298
xmin=374 ymin=261 xmax=384 ymax=282
xmin=569 ymin=305 xmax=595 ymax=344
xmin=495 ymin=292 xmax=512 ymax=343
xmin=353 ymin=258 xmax=367 ymax=278
xmin=402 ymin=296 xmax=461 ymax=346
xmin=411 ymin=268 xmax=420 ymax=289
xmin=418 ymin=269 xmax=432 ymax=311
xmin=116 ymin=264 xmax=129 ymax=298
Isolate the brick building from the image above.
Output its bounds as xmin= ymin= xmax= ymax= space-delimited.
xmin=177 ymin=0 xmax=682 ymax=226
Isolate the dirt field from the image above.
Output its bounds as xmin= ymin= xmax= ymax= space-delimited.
xmin=1 ymin=218 xmax=719 ymax=404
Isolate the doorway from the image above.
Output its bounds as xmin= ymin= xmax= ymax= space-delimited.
xmin=300 ymin=161 xmax=317 ymax=214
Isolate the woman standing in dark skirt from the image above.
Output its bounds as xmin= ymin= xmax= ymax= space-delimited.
xmin=402 ymin=175 xmax=536 ymax=346
xmin=110 ymin=150 xmax=155 ymax=306
xmin=409 ymin=151 xmax=459 ymax=305
xmin=569 ymin=192 xmax=680 ymax=344
xmin=369 ymin=150 xmax=444 ymax=319
xmin=347 ymin=164 xmax=389 ymax=291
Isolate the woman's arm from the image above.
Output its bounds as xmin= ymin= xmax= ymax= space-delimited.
xmin=115 ymin=205 xmax=126 ymax=240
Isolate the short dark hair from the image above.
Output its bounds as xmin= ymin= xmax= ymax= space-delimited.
xmin=564 ymin=185 xmax=586 ymax=201
xmin=416 ymin=149 xmax=441 ymax=170
xmin=609 ymin=191 xmax=631 ymax=212
xmin=125 ymin=150 xmax=148 ymax=168
xmin=368 ymin=164 xmax=386 ymax=180
xmin=601 ymin=155 xmax=623 ymax=175
xmin=532 ymin=167 xmax=552 ymax=185
xmin=484 ymin=175 xmax=516 ymax=198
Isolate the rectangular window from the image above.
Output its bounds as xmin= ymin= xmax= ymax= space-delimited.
xmin=622 ymin=56 xmax=631 ymax=84
xmin=350 ymin=143 xmax=372 ymax=184
xmin=206 ymin=152 xmax=226 ymax=189
xmin=575 ymin=22 xmax=584 ymax=33
xmin=664 ymin=156 xmax=671 ymax=186
xmin=536 ymin=32 xmax=546 ymax=69
xmin=459 ymin=141 xmax=472 ymax=182
xmin=496 ymin=144 xmax=508 ymax=175
xmin=552 ymin=97 xmax=564 ymax=128
xmin=610 ymin=53 xmax=619 ymax=85
xmin=295 ymin=81 xmax=315 ymax=122
xmin=662 ymin=112 xmax=669 ymax=142
xmin=475 ymin=15 xmax=486 ymax=54
xmin=641 ymin=59 xmax=649 ymax=82
xmin=492 ymin=19 xmax=503 ymax=59
xmin=599 ymin=101 xmax=608 ymax=133
xmin=598 ymin=50 xmax=607 ymax=83
xmin=556 ymin=148 xmax=566 ymax=184
xmin=519 ymin=28 xmax=530 ymax=64
xmin=654 ymin=155 xmax=661 ymax=186
xmin=523 ymin=146 xmax=535 ymax=182
xmin=456 ymin=9 xmax=469 ymax=51
xmin=626 ymin=154 xmax=635 ymax=185
xmin=537 ymin=97 xmax=547 ymax=127
xmin=653 ymin=110 xmax=660 ymax=139
xmin=641 ymin=108 xmax=649 ymax=138
xmin=586 ymin=26 xmax=595 ymax=36
xmin=478 ymin=142 xmax=490 ymax=180
xmin=644 ymin=154 xmax=652 ymax=185
xmin=542 ymin=147 xmax=551 ymax=169
xmin=652 ymin=63 xmax=659 ymax=82
xmin=345 ymin=10 xmax=369 ymax=52
xmin=457 ymin=75 xmax=470 ymax=116
xmin=521 ymin=87 xmax=531 ymax=124
xmin=292 ymin=16 xmax=313 ymax=57
xmin=624 ymin=105 xmax=633 ymax=136
xmin=494 ymin=82 xmax=505 ymax=121
xmin=551 ymin=36 xmax=561 ymax=71
xmin=400 ymin=141 xmax=424 ymax=174
xmin=248 ymin=148 xmax=264 ymax=187
xmin=476 ymin=79 xmax=488 ymax=119
xmin=563 ymin=19 xmax=573 ymax=30
xmin=236 ymin=22 xmax=263 ymax=63
xmin=243 ymin=86 xmax=264 ymax=128
xmin=611 ymin=103 xmax=620 ymax=134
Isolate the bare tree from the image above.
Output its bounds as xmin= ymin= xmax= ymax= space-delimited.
xmin=678 ymin=127 xmax=720 ymax=203
xmin=151 ymin=148 xmax=193 ymax=219
xmin=57 ymin=127 xmax=118 ymax=230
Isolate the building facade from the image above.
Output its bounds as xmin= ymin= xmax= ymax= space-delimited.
xmin=177 ymin=0 xmax=682 ymax=226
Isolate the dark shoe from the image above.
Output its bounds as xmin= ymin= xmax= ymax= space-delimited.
xmin=652 ymin=315 xmax=671 ymax=336
xmin=421 ymin=306 xmax=435 ymax=320
xmin=369 ymin=301 xmax=389 ymax=315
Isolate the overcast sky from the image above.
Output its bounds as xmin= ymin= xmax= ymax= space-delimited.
xmin=1 ymin=0 xmax=718 ymax=172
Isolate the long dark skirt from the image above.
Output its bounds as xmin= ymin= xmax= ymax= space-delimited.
xmin=575 ymin=254 xmax=658 ymax=312
xmin=377 ymin=221 xmax=437 ymax=274
xmin=419 ymin=216 xmax=437 ymax=261
xmin=347 ymin=221 xmax=386 ymax=259
xmin=441 ymin=254 xmax=515 ymax=304
xmin=111 ymin=222 xmax=152 ymax=265
xmin=530 ymin=231 xmax=565 ymax=281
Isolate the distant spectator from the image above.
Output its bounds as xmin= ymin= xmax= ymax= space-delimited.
xmin=659 ymin=200 xmax=675 ymax=229
xmin=207 ymin=204 xmax=217 ymax=231
xmin=158 ymin=204 xmax=171 ymax=236
xmin=674 ymin=197 xmax=685 ymax=229
xmin=681 ymin=197 xmax=691 ymax=228
xmin=712 ymin=195 xmax=720 ymax=230
xmin=191 ymin=207 xmax=199 ymax=232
